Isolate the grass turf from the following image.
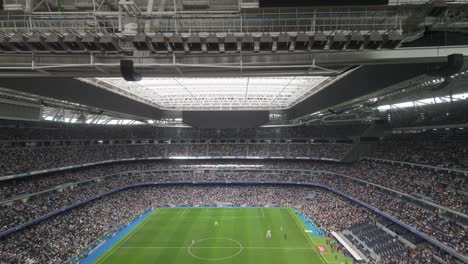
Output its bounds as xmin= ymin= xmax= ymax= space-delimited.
xmin=94 ymin=207 xmax=351 ymax=264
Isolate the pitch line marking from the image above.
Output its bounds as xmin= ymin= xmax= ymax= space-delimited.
xmin=179 ymin=208 xmax=188 ymax=217
xmin=98 ymin=209 xmax=160 ymax=264
xmin=119 ymin=209 xmax=160 ymax=246
xmin=286 ymin=208 xmax=327 ymax=264
xmin=179 ymin=216 xmax=265 ymax=220
xmin=120 ymin=246 xmax=316 ymax=250
xmin=187 ymin=237 xmax=243 ymax=261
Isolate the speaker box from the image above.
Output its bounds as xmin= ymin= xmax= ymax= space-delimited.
xmin=427 ymin=54 xmax=464 ymax=77
xmin=446 ymin=54 xmax=464 ymax=75
xmin=120 ymin=60 xmax=142 ymax=81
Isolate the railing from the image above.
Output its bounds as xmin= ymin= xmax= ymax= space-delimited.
xmin=330 ymin=170 xmax=468 ymax=219
xmin=3 ymin=166 xmax=466 ymax=220
xmin=140 ymin=11 xmax=401 ymax=33
xmin=0 ymin=138 xmax=351 ymax=146
xmin=363 ymin=157 xmax=468 ymax=175
xmin=0 ymin=9 xmax=402 ymax=33
xmin=0 ymin=14 xmax=119 ymax=33
xmin=0 ymin=155 xmax=344 ymax=181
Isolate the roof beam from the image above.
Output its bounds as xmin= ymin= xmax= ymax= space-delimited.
xmin=0 ymin=46 xmax=466 ymax=78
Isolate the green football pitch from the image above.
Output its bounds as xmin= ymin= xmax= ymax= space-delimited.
xmin=94 ymin=207 xmax=351 ymax=264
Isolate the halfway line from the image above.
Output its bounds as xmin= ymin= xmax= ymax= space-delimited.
xmin=119 ymin=246 xmax=315 ymax=250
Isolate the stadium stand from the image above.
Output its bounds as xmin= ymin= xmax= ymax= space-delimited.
xmin=0 ymin=143 xmax=352 ymax=175
xmin=372 ymin=133 xmax=468 ymax=169
xmin=0 ymin=123 xmax=466 ymax=263
xmin=0 ymin=120 xmax=367 ymax=140
xmin=1 ymin=0 xmax=467 ymax=262
xmin=0 ymin=185 xmax=453 ymax=264
xmin=0 ymin=157 xmax=466 ymax=262
xmin=346 ymin=221 xmax=408 ymax=260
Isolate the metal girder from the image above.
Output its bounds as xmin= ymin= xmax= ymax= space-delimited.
xmin=372 ymin=72 xmax=468 ymax=107
xmin=0 ymin=46 xmax=466 ymax=78
xmin=0 ymin=31 xmax=410 ymax=57
xmin=0 ymin=86 xmax=147 ymax=123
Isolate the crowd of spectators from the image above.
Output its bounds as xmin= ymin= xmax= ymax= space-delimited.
xmin=0 ymin=121 xmax=467 ymax=263
xmin=0 ymin=143 xmax=352 ymax=176
xmin=301 ymin=192 xmax=366 ymax=232
xmin=0 ymin=120 xmax=367 ymax=141
xmin=1 ymin=139 xmax=465 ymax=216
xmin=311 ymin=174 xmax=468 ymax=257
xmin=373 ymin=133 xmax=468 ymax=169
xmin=0 ymin=186 xmax=333 ymax=263
xmin=0 ymin=166 xmax=466 ymax=259
xmin=367 ymin=246 xmax=444 ymax=264
xmin=0 ymin=173 xmax=161 ymax=232
xmin=0 ymin=185 xmax=450 ymax=264
xmin=1 ymin=158 xmax=465 ymax=214
xmin=341 ymin=160 xmax=467 ymax=213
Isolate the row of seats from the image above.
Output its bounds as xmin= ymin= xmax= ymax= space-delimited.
xmin=347 ymin=221 xmax=409 ymax=260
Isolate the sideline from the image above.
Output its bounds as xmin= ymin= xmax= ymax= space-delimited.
xmin=80 ymin=209 xmax=155 ymax=264
xmin=287 ymin=208 xmax=328 ymax=264
xmin=293 ymin=207 xmax=322 ymax=237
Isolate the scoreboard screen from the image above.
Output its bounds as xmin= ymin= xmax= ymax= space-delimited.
xmin=259 ymin=0 xmax=389 ymax=7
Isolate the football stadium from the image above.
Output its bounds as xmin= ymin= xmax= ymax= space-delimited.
xmin=0 ymin=0 xmax=467 ymax=263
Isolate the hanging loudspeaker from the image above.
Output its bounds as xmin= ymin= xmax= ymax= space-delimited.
xmin=120 ymin=60 xmax=142 ymax=81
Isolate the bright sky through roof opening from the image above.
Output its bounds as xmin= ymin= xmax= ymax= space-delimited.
xmin=95 ymin=77 xmax=328 ymax=111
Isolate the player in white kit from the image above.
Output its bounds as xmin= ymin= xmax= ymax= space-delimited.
xmin=266 ymin=229 xmax=272 ymax=239
xmin=214 ymin=220 xmax=219 ymax=227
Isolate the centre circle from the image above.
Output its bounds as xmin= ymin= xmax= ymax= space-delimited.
xmin=188 ymin=237 xmax=243 ymax=261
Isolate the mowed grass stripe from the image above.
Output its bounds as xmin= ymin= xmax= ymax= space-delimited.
xmin=93 ymin=207 xmax=350 ymax=264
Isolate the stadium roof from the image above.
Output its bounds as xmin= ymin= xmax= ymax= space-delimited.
xmin=93 ymin=77 xmax=329 ymax=111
